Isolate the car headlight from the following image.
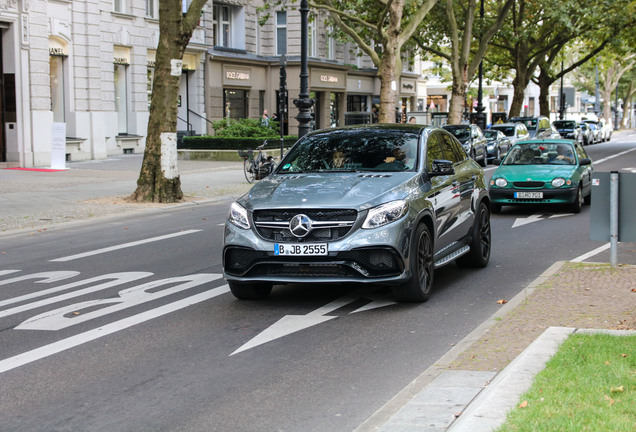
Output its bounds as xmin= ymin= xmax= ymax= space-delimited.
xmin=228 ymin=202 xmax=250 ymax=229
xmin=362 ymin=200 xmax=408 ymax=229
xmin=494 ymin=177 xmax=508 ymax=187
xmin=551 ymin=178 xmax=571 ymax=188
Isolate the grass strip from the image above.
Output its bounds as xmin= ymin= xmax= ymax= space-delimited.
xmin=496 ymin=332 xmax=635 ymax=432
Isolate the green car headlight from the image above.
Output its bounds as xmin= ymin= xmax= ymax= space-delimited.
xmin=551 ymin=178 xmax=566 ymax=188
xmin=494 ymin=178 xmax=508 ymax=187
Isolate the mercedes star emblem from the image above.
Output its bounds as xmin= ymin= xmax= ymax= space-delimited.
xmin=289 ymin=214 xmax=312 ymax=238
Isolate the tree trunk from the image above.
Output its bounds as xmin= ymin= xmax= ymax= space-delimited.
xmin=537 ymin=69 xmax=552 ymax=117
xmin=448 ymin=75 xmax=467 ymax=124
xmin=378 ymin=49 xmax=398 ymax=123
xmin=131 ymin=0 xmax=206 ymax=203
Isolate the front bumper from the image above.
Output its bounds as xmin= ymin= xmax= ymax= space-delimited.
xmin=223 ymin=217 xmax=412 ymax=285
xmin=489 ymin=186 xmax=578 ymax=205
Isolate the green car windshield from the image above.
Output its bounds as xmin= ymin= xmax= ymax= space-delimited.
xmin=503 ymin=143 xmax=576 ymax=166
xmin=278 ymin=130 xmax=419 ymax=173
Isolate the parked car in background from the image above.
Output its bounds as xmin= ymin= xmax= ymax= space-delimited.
xmin=578 ymin=122 xmax=595 ymax=145
xmin=585 ymin=121 xmax=602 ymax=144
xmin=484 ymin=129 xmax=512 ymax=161
xmin=442 ymin=124 xmax=488 ymax=166
xmin=510 ymin=116 xmax=560 ymax=139
xmin=489 ymin=139 xmax=593 ymax=214
xmin=598 ymin=119 xmax=612 ymax=142
xmin=223 ymin=124 xmax=492 ymax=303
xmin=552 ymin=120 xmax=583 ymax=145
xmin=490 ymin=122 xmax=530 ymax=145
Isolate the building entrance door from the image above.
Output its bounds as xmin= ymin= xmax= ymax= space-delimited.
xmin=0 ymin=29 xmax=5 ymax=162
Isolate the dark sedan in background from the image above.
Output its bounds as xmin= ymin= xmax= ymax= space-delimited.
xmin=442 ymin=124 xmax=488 ymax=166
xmin=223 ymin=124 xmax=492 ymax=303
xmin=484 ymin=129 xmax=512 ymax=161
xmin=552 ymin=120 xmax=583 ymax=145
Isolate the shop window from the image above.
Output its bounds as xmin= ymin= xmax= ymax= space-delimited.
xmin=114 ymin=63 xmax=129 ymax=134
xmin=224 ymin=89 xmax=248 ymax=119
xmin=147 ymin=66 xmax=154 ymax=110
xmin=49 ymin=54 xmax=66 ymax=122
xmin=347 ymin=95 xmax=367 ymax=112
xmin=528 ymin=97 xmax=535 ymax=116
xmin=276 ymin=11 xmax=287 ymax=55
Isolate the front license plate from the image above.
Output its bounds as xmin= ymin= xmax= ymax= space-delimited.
xmin=274 ymin=243 xmax=328 ymax=256
xmin=515 ymin=191 xmax=543 ymax=199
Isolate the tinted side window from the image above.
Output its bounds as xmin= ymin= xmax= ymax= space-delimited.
xmin=441 ymin=132 xmax=465 ymax=163
xmin=425 ymin=133 xmax=445 ymax=172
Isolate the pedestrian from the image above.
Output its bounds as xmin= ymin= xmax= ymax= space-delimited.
xmin=261 ymin=109 xmax=269 ymax=127
xmin=409 ymin=117 xmax=416 ymax=124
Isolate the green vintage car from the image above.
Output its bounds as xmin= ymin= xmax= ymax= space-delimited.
xmin=488 ymin=139 xmax=593 ymax=214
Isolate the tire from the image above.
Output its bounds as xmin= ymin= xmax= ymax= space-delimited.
xmin=456 ymin=202 xmax=491 ymax=268
xmin=392 ymin=223 xmax=434 ymax=303
xmin=584 ymin=191 xmax=591 ymax=205
xmin=570 ymin=186 xmax=583 ymax=213
xmin=244 ymin=159 xmax=256 ymax=183
xmin=491 ymin=202 xmax=502 ymax=214
xmin=229 ymin=281 xmax=273 ymax=300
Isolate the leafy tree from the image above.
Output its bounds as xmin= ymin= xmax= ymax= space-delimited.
xmin=313 ymin=0 xmax=441 ymax=123
xmin=131 ymin=0 xmax=208 ymax=203
xmin=414 ymin=0 xmax=514 ymax=123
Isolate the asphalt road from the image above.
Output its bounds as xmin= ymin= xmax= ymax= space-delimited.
xmin=1 ymin=133 xmax=635 ymax=432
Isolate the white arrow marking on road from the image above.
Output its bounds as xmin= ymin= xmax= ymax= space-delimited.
xmin=0 ymin=270 xmax=21 ymax=278
xmin=231 ymin=290 xmax=396 ymax=355
xmin=549 ymin=213 xmax=574 ymax=219
xmin=512 ymin=213 xmax=545 ymax=228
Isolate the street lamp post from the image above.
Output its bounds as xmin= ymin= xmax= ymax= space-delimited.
xmin=293 ymin=0 xmax=314 ymax=139
xmin=279 ymin=54 xmax=287 ymax=158
xmin=474 ymin=0 xmax=486 ymax=130
xmin=559 ymin=60 xmax=565 ymax=120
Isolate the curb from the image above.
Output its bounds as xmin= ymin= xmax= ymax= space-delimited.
xmin=354 ymin=261 xmax=566 ymax=432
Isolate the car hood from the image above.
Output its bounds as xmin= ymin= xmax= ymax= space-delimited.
xmin=494 ymin=165 xmax=578 ymax=181
xmin=239 ymin=172 xmax=417 ymax=211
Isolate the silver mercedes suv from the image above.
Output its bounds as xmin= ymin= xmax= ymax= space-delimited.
xmin=223 ymin=124 xmax=491 ymax=302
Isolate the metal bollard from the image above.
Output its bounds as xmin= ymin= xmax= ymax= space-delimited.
xmin=609 ymin=171 xmax=619 ymax=266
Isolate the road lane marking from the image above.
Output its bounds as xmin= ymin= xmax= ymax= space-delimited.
xmin=17 ymin=274 xmax=221 ymax=330
xmin=571 ymin=243 xmax=610 ymax=262
xmin=0 ymin=271 xmax=80 ymax=287
xmin=593 ymin=148 xmax=636 ymax=165
xmin=0 ymin=272 xmax=152 ymax=317
xmin=0 ymin=283 xmax=230 ymax=374
xmin=49 ymin=229 xmax=202 ymax=262
xmin=231 ymin=289 xmax=396 ymax=355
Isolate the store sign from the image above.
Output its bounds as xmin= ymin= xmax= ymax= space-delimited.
xmin=114 ymin=57 xmax=129 ymax=65
xmin=226 ymin=70 xmax=250 ymax=80
xmin=320 ymin=74 xmax=339 ymax=83
xmin=49 ymin=47 xmax=66 ymax=56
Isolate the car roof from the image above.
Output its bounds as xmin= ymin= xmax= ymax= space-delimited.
xmin=303 ymin=123 xmax=432 ymax=137
xmin=514 ymin=138 xmax=576 ymax=146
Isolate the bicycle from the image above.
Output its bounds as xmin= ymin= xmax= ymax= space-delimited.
xmin=238 ymin=143 xmax=276 ymax=184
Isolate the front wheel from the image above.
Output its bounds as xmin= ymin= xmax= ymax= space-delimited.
xmin=392 ymin=223 xmax=434 ymax=303
xmin=570 ymin=186 xmax=583 ymax=213
xmin=244 ymin=159 xmax=256 ymax=183
xmin=229 ymin=281 xmax=273 ymax=300
xmin=456 ymin=202 xmax=491 ymax=268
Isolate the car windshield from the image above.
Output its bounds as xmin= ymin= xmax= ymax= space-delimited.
xmin=442 ymin=126 xmax=470 ymax=142
xmin=512 ymin=118 xmax=537 ymax=129
xmin=502 ymin=143 xmax=576 ymax=166
xmin=276 ymin=129 xmax=419 ymax=173
xmin=553 ymin=121 xmax=576 ymax=129
xmin=491 ymin=126 xmax=515 ymax=137
xmin=484 ymin=130 xmax=498 ymax=140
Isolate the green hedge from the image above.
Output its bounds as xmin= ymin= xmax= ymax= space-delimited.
xmin=180 ymin=135 xmax=299 ymax=150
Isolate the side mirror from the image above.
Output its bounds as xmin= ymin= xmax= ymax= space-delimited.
xmin=579 ymin=158 xmax=592 ymax=166
xmin=429 ymin=159 xmax=455 ymax=176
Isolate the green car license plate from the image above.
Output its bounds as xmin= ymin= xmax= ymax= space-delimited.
xmin=515 ymin=191 xmax=543 ymax=199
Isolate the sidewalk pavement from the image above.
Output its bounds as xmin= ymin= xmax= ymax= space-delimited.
xmin=0 ymin=154 xmax=251 ymax=233
xmin=1 ymin=154 xmax=635 ymax=431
